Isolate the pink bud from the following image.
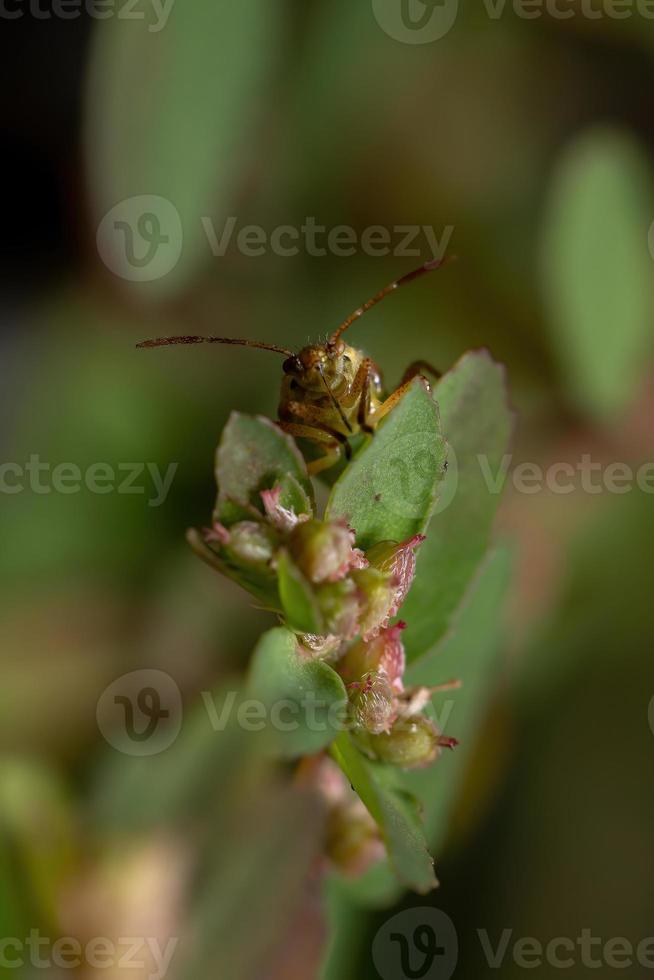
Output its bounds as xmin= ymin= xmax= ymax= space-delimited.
xmin=203 ymin=522 xmax=230 ymax=546
xmin=260 ymin=485 xmax=307 ymax=532
xmin=289 ymin=519 xmax=367 ymax=584
xmin=338 ymin=623 xmax=406 ymax=692
xmin=351 ymin=567 xmax=397 ymax=639
xmin=317 ymin=578 xmax=361 ymax=640
xmin=348 ymin=671 xmax=397 ymax=734
xmin=203 ymin=520 xmax=276 ymax=565
xmin=366 ymin=534 xmax=425 ymax=620
xmin=358 ymin=714 xmax=456 ymax=769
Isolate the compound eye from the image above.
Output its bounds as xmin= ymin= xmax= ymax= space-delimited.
xmin=283 ymin=356 xmax=301 ymax=374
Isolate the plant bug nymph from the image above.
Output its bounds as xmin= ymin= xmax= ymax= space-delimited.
xmin=137 ymin=258 xmax=453 ymax=474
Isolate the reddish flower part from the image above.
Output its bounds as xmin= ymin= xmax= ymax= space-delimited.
xmin=203 ymin=522 xmax=230 ymax=546
xmin=339 ymin=624 xmax=407 ymax=692
xmin=260 ymin=485 xmax=307 ymax=532
xmin=348 ymin=671 xmax=397 ymax=734
xmin=288 ymin=518 xmax=363 ymax=584
xmin=366 ymin=534 xmax=425 ymax=620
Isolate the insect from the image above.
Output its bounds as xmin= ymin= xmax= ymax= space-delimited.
xmin=137 ymin=258 xmax=451 ymax=474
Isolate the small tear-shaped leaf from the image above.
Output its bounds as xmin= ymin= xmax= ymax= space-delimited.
xmin=329 ymin=732 xmax=437 ymax=894
xmin=247 ymin=627 xmax=347 ymax=757
xmin=86 ymin=0 xmax=281 ymax=297
xmin=541 ymin=127 xmax=653 ymax=419
xmin=326 ymin=378 xmax=447 ymax=550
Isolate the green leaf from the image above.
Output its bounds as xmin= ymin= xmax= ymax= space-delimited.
xmin=277 ymin=550 xmax=323 ymax=634
xmin=405 ymin=547 xmax=512 ymax=842
xmin=86 ymin=0 xmax=280 ymax=297
xmin=247 ymin=627 xmax=347 ymax=757
xmin=401 ymin=351 xmax=513 ymax=663
xmin=326 ymin=378 xmax=447 ymax=550
xmin=330 ymin=732 xmax=437 ymax=894
xmin=541 ymin=127 xmax=653 ymax=419
xmin=216 ymin=413 xmax=314 ymax=520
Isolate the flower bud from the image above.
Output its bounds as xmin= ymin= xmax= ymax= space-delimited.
xmin=308 ymin=756 xmax=385 ymax=878
xmin=288 ymin=519 xmax=364 ymax=584
xmin=348 ymin=671 xmax=396 ymax=734
xmin=227 ymin=521 xmax=277 ymax=564
xmin=360 ymin=715 xmax=457 ymax=769
xmin=351 ymin=566 xmax=396 ymax=639
xmin=204 ymin=520 xmax=276 ymax=565
xmin=326 ymin=798 xmax=386 ymax=877
xmin=260 ymin=484 xmax=308 ymax=532
xmin=316 ymin=578 xmax=361 ymax=640
xmin=298 ymin=632 xmax=343 ymax=660
xmin=366 ymin=534 xmax=425 ymax=620
xmin=339 ymin=623 xmax=406 ymax=692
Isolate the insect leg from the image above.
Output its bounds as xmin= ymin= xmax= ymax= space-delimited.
xmin=278 ymin=420 xmax=347 ymax=475
xmin=369 ymin=378 xmax=417 ymax=425
xmin=353 ymin=360 xmax=375 ymax=435
xmin=281 ymin=401 xmax=353 ymax=456
xmin=400 ymin=360 xmax=442 ymax=384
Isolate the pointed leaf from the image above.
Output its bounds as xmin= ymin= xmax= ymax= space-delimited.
xmin=326 ymin=378 xmax=447 ymax=550
xmin=330 ymin=732 xmax=437 ymax=894
xmin=405 ymin=547 xmax=512 ymax=843
xmin=401 ymin=351 xmax=513 ymax=662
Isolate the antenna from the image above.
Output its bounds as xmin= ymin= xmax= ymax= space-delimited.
xmin=136 ymin=336 xmax=294 ymax=356
xmin=329 ymin=256 xmax=455 ymax=345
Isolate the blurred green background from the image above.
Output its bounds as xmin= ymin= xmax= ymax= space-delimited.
xmin=1 ymin=1 xmax=654 ymax=977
